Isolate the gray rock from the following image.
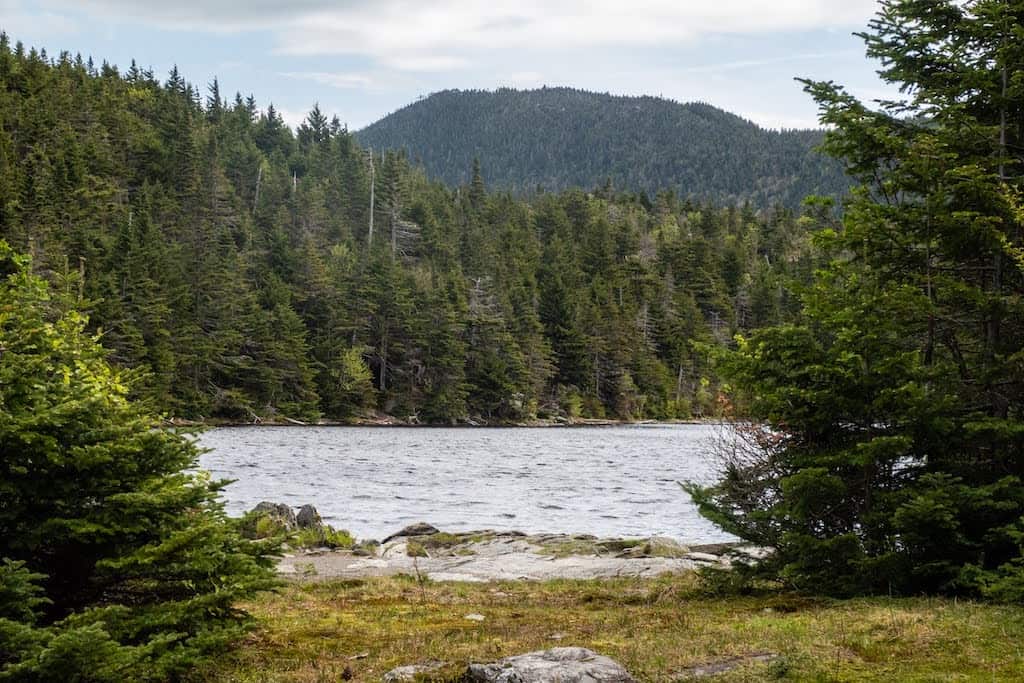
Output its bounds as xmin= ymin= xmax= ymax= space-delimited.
xmin=687 ymin=542 xmax=740 ymax=555
xmin=733 ymin=546 xmax=773 ymax=561
xmin=296 ymin=504 xmax=322 ymax=529
xmin=614 ymin=537 xmax=689 ymax=559
xmin=380 ymin=540 xmax=409 ymax=559
xmin=383 ymin=661 xmax=445 ymax=682
xmin=464 ymin=647 xmax=635 ymax=683
xmin=252 ymin=502 xmax=297 ymax=530
xmin=677 ymin=652 xmax=778 ymax=678
xmin=685 ymin=552 xmax=722 ymax=563
xmin=382 ymin=522 xmax=441 ymax=543
xmin=276 ymin=531 xmax=700 ymax=580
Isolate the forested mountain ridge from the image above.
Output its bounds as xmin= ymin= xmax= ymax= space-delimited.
xmin=0 ymin=36 xmax=830 ymax=423
xmin=356 ymin=87 xmax=851 ymax=207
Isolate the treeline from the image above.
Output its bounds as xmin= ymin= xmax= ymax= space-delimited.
xmin=0 ymin=35 xmax=830 ymax=423
xmin=356 ymin=87 xmax=851 ymax=207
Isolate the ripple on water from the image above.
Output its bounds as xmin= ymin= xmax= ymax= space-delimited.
xmin=196 ymin=425 xmax=735 ymax=543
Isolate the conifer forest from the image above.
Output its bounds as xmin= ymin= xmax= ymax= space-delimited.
xmin=0 ymin=35 xmax=827 ymax=424
xmin=3 ymin=1 xmax=1024 ymax=680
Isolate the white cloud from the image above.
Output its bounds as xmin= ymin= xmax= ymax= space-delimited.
xmin=269 ymin=106 xmax=311 ymax=130
xmin=40 ymin=0 xmax=321 ymax=33
xmin=276 ymin=1 xmax=880 ymax=57
xmin=380 ymin=55 xmax=469 ymax=73
xmin=743 ymin=111 xmax=824 ymax=130
xmin=39 ymin=0 xmax=881 ymax=71
xmin=502 ymin=71 xmax=545 ymax=87
xmin=2 ymin=1 xmax=78 ymax=39
xmin=281 ymin=71 xmax=374 ymax=89
xmin=678 ymin=51 xmax=862 ymax=74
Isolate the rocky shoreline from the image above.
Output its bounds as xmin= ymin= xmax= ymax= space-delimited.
xmin=240 ymin=504 xmax=778 ymax=681
xmin=249 ymin=504 xmax=763 ymax=581
xmin=167 ymin=414 xmax=713 ymax=428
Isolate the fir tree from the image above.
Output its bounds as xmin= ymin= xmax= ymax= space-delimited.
xmin=0 ymin=242 xmax=278 ymax=680
xmin=690 ymin=0 xmax=1024 ymax=599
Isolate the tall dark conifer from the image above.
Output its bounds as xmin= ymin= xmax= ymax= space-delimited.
xmin=691 ymin=0 xmax=1024 ymax=599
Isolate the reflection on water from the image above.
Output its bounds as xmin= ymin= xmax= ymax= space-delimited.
xmin=197 ymin=424 xmax=734 ymax=543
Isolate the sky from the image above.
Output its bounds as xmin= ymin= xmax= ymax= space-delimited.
xmin=2 ymin=0 xmax=898 ymax=131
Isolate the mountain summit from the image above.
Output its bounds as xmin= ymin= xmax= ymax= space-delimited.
xmin=357 ymin=87 xmax=849 ymax=206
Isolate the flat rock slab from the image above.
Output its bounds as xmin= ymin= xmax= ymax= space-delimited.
xmin=465 ymin=647 xmax=635 ymax=682
xmin=278 ymin=537 xmax=699 ymax=580
xmin=382 ymin=522 xmax=440 ymax=543
xmin=277 ymin=527 xmax=757 ymax=581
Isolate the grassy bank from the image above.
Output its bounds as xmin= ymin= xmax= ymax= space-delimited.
xmin=197 ymin=574 xmax=1024 ymax=682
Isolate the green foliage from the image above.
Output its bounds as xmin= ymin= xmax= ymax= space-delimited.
xmin=0 ymin=241 xmax=279 ymax=680
xmin=238 ymin=508 xmax=354 ymax=550
xmin=357 ymin=88 xmax=851 ymax=208
xmin=293 ymin=527 xmax=355 ymax=550
xmin=692 ymin=0 xmax=1024 ymax=599
xmin=238 ymin=511 xmax=290 ymax=542
xmin=405 ymin=541 xmax=428 ymax=558
xmin=326 ymin=346 xmax=376 ymax=418
xmin=0 ymin=36 xmax=827 ymax=423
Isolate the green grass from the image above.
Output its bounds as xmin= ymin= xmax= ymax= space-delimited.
xmin=405 ymin=540 xmax=429 ymax=558
xmin=294 ymin=526 xmax=355 ymax=550
xmin=195 ymin=574 xmax=1024 ymax=682
xmin=237 ymin=510 xmax=355 ymax=550
xmin=536 ymin=538 xmax=603 ymax=558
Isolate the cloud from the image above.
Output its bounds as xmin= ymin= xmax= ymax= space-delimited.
xmin=39 ymin=0 xmax=881 ymax=71
xmin=381 ymin=55 xmax=469 ymax=73
xmin=281 ymin=71 xmax=374 ymax=89
xmin=2 ymin=1 xmax=78 ymax=39
xmin=502 ymin=71 xmax=545 ymax=87
xmin=40 ymin=0 xmax=329 ymax=33
xmin=275 ymin=1 xmax=880 ymax=56
xmin=678 ymin=51 xmax=863 ymax=74
xmin=742 ymin=110 xmax=824 ymax=130
xmin=269 ymin=106 xmax=312 ymax=130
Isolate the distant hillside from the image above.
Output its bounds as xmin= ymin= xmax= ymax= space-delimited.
xmin=356 ymin=87 xmax=850 ymax=207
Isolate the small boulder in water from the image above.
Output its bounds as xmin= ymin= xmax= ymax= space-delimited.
xmin=382 ymin=522 xmax=440 ymax=543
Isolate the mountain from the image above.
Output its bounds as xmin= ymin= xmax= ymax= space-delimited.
xmin=356 ymin=87 xmax=850 ymax=207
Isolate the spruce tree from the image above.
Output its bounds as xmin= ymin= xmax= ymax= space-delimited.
xmin=690 ymin=0 xmax=1024 ymax=598
xmin=0 ymin=242 xmax=278 ymax=680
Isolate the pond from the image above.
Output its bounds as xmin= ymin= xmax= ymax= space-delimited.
xmin=197 ymin=424 xmax=734 ymax=543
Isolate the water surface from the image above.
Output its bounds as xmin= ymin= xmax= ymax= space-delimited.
xmin=197 ymin=424 xmax=733 ymax=543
